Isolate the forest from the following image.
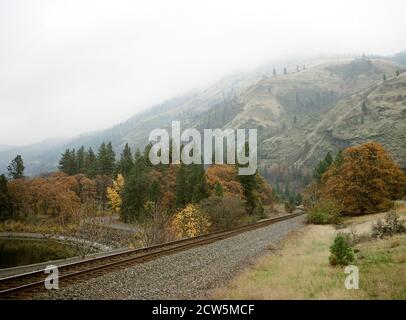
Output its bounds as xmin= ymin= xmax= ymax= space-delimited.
xmin=0 ymin=141 xmax=274 ymax=248
xmin=1 ymin=140 xmax=405 ymax=251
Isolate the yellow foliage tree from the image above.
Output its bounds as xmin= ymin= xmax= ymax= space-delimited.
xmin=106 ymin=174 xmax=124 ymax=214
xmin=171 ymin=204 xmax=211 ymax=239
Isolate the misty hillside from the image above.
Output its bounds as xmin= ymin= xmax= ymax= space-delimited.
xmin=1 ymin=55 xmax=405 ymax=176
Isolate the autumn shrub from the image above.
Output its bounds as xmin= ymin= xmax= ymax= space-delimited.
xmin=306 ymin=199 xmax=342 ymax=225
xmin=200 ymin=194 xmax=246 ymax=231
xmin=302 ymin=181 xmax=321 ymax=209
xmin=135 ymin=201 xmax=174 ymax=246
xmin=171 ymin=204 xmax=211 ymax=239
xmin=106 ymin=174 xmax=124 ymax=214
xmin=329 ymin=233 xmax=355 ymax=266
xmin=321 ymin=142 xmax=406 ymax=215
xmin=284 ymin=202 xmax=295 ymax=213
xmin=372 ymin=210 xmax=406 ymax=239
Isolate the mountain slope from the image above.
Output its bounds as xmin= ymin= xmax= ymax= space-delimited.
xmin=1 ymin=56 xmax=405 ymax=176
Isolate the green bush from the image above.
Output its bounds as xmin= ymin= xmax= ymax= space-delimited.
xmin=284 ymin=202 xmax=295 ymax=213
xmin=200 ymin=194 xmax=246 ymax=231
xmin=329 ymin=234 xmax=355 ymax=266
xmin=306 ymin=200 xmax=341 ymax=224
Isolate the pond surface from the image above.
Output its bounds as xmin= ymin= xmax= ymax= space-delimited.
xmin=0 ymin=238 xmax=77 ymax=269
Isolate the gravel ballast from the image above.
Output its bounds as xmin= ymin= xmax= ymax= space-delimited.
xmin=35 ymin=215 xmax=305 ymax=299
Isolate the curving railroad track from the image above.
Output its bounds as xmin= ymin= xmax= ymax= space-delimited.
xmin=0 ymin=211 xmax=304 ymax=299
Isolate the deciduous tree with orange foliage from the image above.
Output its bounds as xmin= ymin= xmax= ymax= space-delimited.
xmin=321 ymin=142 xmax=406 ymax=215
xmin=206 ymin=164 xmax=244 ymax=196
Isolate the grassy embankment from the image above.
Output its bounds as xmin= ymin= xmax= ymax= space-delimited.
xmin=213 ymin=202 xmax=406 ymax=299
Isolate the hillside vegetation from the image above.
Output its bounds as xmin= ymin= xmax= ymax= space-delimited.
xmin=1 ymin=55 xmax=405 ymax=181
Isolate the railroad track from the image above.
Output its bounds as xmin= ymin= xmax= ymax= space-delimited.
xmin=0 ymin=211 xmax=304 ymax=299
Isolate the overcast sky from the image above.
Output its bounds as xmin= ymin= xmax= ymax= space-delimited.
xmin=1 ymin=0 xmax=405 ymax=146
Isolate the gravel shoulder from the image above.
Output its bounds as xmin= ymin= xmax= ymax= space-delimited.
xmin=34 ymin=215 xmax=305 ymax=300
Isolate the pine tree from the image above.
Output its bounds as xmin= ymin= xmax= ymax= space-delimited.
xmin=7 ymin=155 xmax=25 ymax=179
xmin=313 ymin=152 xmax=333 ymax=181
xmin=117 ymin=143 xmax=134 ymax=177
xmin=237 ymin=142 xmax=260 ymax=214
xmin=334 ymin=150 xmax=344 ymax=167
xmin=190 ymin=163 xmax=209 ymax=203
xmin=76 ymin=146 xmax=85 ymax=173
xmin=284 ymin=67 xmax=287 ymax=75
xmin=97 ymin=142 xmax=116 ymax=177
xmin=175 ymin=163 xmax=188 ymax=207
xmin=84 ymin=147 xmax=98 ymax=178
xmin=149 ymin=180 xmax=161 ymax=203
xmin=134 ymin=148 xmax=148 ymax=175
xmin=273 ymin=68 xmax=277 ymax=77
xmin=58 ymin=149 xmax=77 ymax=175
xmin=121 ymin=162 xmax=151 ymax=222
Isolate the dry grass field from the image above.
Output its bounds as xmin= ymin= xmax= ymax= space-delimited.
xmin=212 ymin=202 xmax=406 ymax=299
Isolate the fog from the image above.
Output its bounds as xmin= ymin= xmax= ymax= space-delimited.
xmin=1 ymin=0 xmax=405 ymax=145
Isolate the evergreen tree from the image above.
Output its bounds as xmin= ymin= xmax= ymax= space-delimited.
xmin=58 ymin=149 xmax=77 ymax=175
xmin=190 ymin=163 xmax=209 ymax=203
xmin=134 ymin=148 xmax=148 ymax=175
xmin=7 ymin=155 xmax=25 ymax=179
xmin=284 ymin=67 xmax=287 ymax=75
xmin=175 ymin=163 xmax=188 ymax=207
xmin=383 ymin=73 xmax=387 ymax=81
xmin=117 ymin=143 xmax=134 ymax=177
xmin=76 ymin=146 xmax=85 ymax=173
xmin=313 ymin=152 xmax=333 ymax=181
xmin=273 ymin=68 xmax=277 ymax=76
xmin=334 ymin=150 xmax=344 ymax=167
xmin=97 ymin=142 xmax=116 ymax=177
xmin=237 ymin=142 xmax=260 ymax=214
xmin=121 ymin=150 xmax=151 ymax=222
xmin=149 ymin=180 xmax=161 ymax=203
xmin=84 ymin=147 xmax=98 ymax=178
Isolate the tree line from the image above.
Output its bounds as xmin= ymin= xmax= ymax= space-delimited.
xmin=1 ymin=141 xmax=274 ymax=238
xmin=58 ymin=142 xmax=134 ymax=178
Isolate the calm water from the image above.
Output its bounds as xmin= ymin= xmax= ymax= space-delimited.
xmin=0 ymin=239 xmax=77 ymax=269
